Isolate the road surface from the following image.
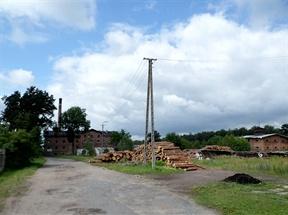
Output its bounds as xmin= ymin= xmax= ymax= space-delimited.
xmin=2 ymin=158 xmax=216 ymax=215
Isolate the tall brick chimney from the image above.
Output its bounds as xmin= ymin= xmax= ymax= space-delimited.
xmin=58 ymin=98 xmax=62 ymax=129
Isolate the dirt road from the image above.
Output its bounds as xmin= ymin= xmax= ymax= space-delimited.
xmin=2 ymin=158 xmax=216 ymax=215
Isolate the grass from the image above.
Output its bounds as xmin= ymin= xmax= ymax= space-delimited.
xmin=193 ymin=156 xmax=288 ymax=178
xmin=0 ymin=157 xmax=46 ymax=210
xmin=192 ymin=182 xmax=288 ymax=215
xmin=59 ymin=155 xmax=182 ymax=175
xmin=93 ymin=161 xmax=183 ymax=175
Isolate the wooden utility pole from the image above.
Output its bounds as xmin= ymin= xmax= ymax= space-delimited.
xmin=143 ymin=57 xmax=157 ymax=168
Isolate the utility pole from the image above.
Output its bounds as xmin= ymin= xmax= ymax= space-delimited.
xmin=101 ymin=121 xmax=108 ymax=149
xmin=143 ymin=57 xmax=157 ymax=168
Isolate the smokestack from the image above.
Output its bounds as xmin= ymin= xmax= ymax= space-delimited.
xmin=58 ymin=98 xmax=62 ymax=129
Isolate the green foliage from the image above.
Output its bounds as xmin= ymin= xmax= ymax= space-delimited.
xmin=61 ymin=106 xmax=90 ymax=155
xmin=83 ymin=139 xmax=95 ymax=156
xmin=0 ymin=127 xmax=40 ymax=168
xmin=61 ymin=106 xmax=90 ymax=132
xmin=165 ymin=132 xmax=183 ymax=148
xmin=117 ymin=135 xmax=133 ymax=151
xmin=192 ymin=182 xmax=288 ymax=215
xmin=1 ymin=86 xmax=56 ymax=131
xmin=147 ymin=130 xmax=161 ymax=142
xmin=112 ymin=129 xmax=134 ymax=151
xmin=94 ymin=161 xmax=182 ymax=175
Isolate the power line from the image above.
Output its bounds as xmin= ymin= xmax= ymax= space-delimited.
xmin=157 ymin=55 xmax=288 ymax=63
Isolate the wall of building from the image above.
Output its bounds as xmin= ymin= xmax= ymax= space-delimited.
xmin=249 ymin=135 xmax=288 ymax=151
xmin=45 ymin=130 xmax=112 ymax=155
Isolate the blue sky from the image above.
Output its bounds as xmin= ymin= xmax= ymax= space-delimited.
xmin=1 ymin=0 xmax=288 ymax=138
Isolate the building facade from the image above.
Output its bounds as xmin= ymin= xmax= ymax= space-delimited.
xmin=244 ymin=134 xmax=288 ymax=152
xmin=44 ymin=129 xmax=112 ymax=155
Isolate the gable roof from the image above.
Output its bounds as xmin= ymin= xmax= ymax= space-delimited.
xmin=243 ymin=133 xmax=288 ymax=139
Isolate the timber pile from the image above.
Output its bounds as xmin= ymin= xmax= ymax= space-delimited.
xmin=200 ymin=145 xmax=233 ymax=157
xmin=95 ymin=141 xmax=203 ymax=171
xmin=96 ymin=150 xmax=133 ymax=162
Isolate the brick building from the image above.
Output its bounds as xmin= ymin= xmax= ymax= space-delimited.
xmin=44 ymin=129 xmax=113 ymax=155
xmin=244 ymin=133 xmax=288 ymax=152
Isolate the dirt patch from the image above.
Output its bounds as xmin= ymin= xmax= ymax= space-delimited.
xmin=149 ymin=169 xmax=235 ymax=194
xmin=223 ymin=173 xmax=261 ymax=184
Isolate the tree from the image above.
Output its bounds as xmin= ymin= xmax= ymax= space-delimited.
xmin=164 ymin=133 xmax=183 ymax=148
xmin=112 ymin=129 xmax=133 ymax=151
xmin=61 ymin=106 xmax=90 ymax=154
xmin=83 ymin=139 xmax=96 ymax=156
xmin=0 ymin=125 xmax=39 ymax=168
xmin=281 ymin=124 xmax=288 ymax=136
xmin=1 ymin=86 xmax=56 ymax=131
xmin=147 ymin=130 xmax=161 ymax=142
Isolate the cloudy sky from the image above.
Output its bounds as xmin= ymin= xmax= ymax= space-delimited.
xmin=1 ymin=0 xmax=288 ymax=138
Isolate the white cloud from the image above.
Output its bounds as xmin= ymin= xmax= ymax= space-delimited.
xmin=47 ymin=14 xmax=288 ymax=136
xmin=0 ymin=0 xmax=96 ymax=44
xmin=0 ymin=69 xmax=35 ymax=86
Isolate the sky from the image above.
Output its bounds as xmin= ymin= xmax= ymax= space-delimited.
xmin=1 ymin=0 xmax=288 ymax=139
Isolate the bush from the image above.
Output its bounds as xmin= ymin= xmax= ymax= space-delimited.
xmin=83 ymin=139 xmax=95 ymax=156
xmin=0 ymin=127 xmax=39 ymax=168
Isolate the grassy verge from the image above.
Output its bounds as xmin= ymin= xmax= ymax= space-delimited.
xmin=93 ymin=161 xmax=183 ymax=175
xmin=59 ymin=155 xmax=182 ymax=175
xmin=193 ymin=156 xmax=288 ymax=178
xmin=0 ymin=157 xmax=46 ymax=210
xmin=192 ymin=182 xmax=288 ymax=215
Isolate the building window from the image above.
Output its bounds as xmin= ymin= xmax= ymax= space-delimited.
xmin=62 ymin=146 xmax=65 ymax=149
xmin=98 ymin=135 xmax=100 ymax=138
xmin=266 ymin=147 xmax=269 ymax=149
xmin=55 ymin=140 xmax=58 ymax=143
xmin=55 ymin=146 xmax=58 ymax=150
xmin=76 ymin=140 xmax=79 ymax=143
xmin=275 ymin=146 xmax=278 ymax=149
xmin=63 ymin=140 xmax=65 ymax=143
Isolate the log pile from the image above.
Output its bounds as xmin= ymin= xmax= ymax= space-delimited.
xmin=96 ymin=141 xmax=203 ymax=171
xmin=96 ymin=150 xmax=133 ymax=162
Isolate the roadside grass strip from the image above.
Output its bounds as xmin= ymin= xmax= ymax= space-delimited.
xmin=0 ymin=157 xmax=46 ymax=210
xmin=192 ymin=182 xmax=288 ymax=215
xmin=94 ymin=161 xmax=183 ymax=175
xmin=194 ymin=156 xmax=288 ymax=178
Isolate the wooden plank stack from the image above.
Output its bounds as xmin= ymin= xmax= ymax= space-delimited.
xmin=95 ymin=141 xmax=203 ymax=171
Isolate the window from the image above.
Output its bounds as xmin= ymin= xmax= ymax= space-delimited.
xmin=62 ymin=140 xmax=66 ymax=143
xmin=275 ymin=146 xmax=278 ymax=149
xmin=55 ymin=146 xmax=58 ymax=150
xmin=55 ymin=140 xmax=58 ymax=143
xmin=76 ymin=140 xmax=79 ymax=143
xmin=266 ymin=147 xmax=269 ymax=149
xmin=62 ymin=146 xmax=65 ymax=149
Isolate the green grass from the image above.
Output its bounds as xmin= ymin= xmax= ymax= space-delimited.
xmin=93 ymin=161 xmax=183 ymax=175
xmin=0 ymin=157 xmax=46 ymax=210
xmin=193 ymin=156 xmax=288 ymax=178
xmin=192 ymin=182 xmax=288 ymax=215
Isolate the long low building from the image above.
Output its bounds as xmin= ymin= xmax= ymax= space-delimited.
xmin=243 ymin=133 xmax=288 ymax=152
xmin=44 ymin=129 xmax=113 ymax=155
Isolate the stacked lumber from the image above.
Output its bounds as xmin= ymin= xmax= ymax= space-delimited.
xmin=95 ymin=141 xmax=203 ymax=171
xmin=201 ymin=145 xmax=233 ymax=152
xmin=96 ymin=150 xmax=133 ymax=162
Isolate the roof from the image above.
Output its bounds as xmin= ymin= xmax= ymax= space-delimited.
xmin=243 ymin=133 xmax=288 ymax=139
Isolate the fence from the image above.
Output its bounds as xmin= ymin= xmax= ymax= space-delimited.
xmin=0 ymin=149 xmax=5 ymax=172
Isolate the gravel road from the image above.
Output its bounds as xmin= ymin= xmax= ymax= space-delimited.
xmin=2 ymin=158 xmax=216 ymax=215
